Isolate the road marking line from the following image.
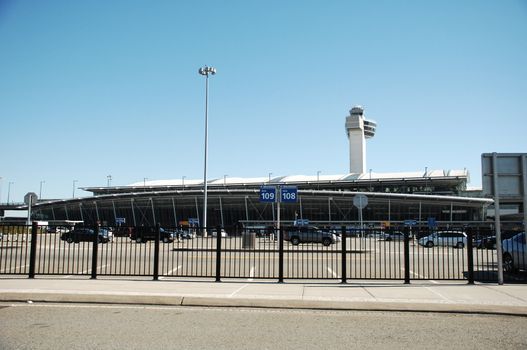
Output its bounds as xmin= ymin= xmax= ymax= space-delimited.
xmin=327 ymin=267 xmax=338 ymax=278
xmin=248 ymin=266 xmax=255 ymax=281
xmin=229 ymin=284 xmax=249 ymax=297
xmin=159 ymin=265 xmax=182 ymax=280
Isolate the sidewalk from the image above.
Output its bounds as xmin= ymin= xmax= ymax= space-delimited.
xmin=1 ymin=277 xmax=527 ymax=316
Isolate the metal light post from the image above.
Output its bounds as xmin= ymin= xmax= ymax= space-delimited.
xmin=107 ymin=175 xmax=112 ymax=187
xmin=182 ymin=176 xmax=186 ymax=187
xmin=268 ymin=172 xmax=272 ymax=182
xmin=143 ymin=177 xmax=148 ymax=188
xmin=72 ymin=180 xmax=78 ymax=198
xmin=39 ymin=180 xmax=45 ymax=199
xmin=7 ymin=181 xmax=14 ymax=204
xmin=199 ymin=65 xmax=216 ymax=235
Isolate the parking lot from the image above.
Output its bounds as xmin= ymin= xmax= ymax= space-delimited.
xmin=0 ymin=228 xmax=507 ymax=282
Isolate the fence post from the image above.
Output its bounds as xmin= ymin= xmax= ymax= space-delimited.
xmin=341 ymin=226 xmax=347 ymax=284
xmin=153 ymin=223 xmax=160 ymax=281
xmin=215 ymin=226 xmax=222 ymax=282
xmin=404 ymin=231 xmax=410 ymax=284
xmin=467 ymin=230 xmax=475 ymax=284
xmin=91 ymin=225 xmax=99 ymax=280
xmin=28 ymin=222 xmax=38 ymax=279
xmin=278 ymin=227 xmax=284 ymax=283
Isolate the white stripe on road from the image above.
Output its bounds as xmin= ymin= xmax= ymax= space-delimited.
xmin=63 ymin=264 xmax=110 ymax=278
xmin=159 ymin=265 xmax=182 ymax=280
xmin=327 ymin=267 xmax=338 ymax=278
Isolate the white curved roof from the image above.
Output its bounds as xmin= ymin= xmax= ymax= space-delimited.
xmin=126 ymin=169 xmax=468 ymax=187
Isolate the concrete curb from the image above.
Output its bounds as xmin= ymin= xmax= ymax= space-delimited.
xmin=2 ymin=292 xmax=527 ymax=317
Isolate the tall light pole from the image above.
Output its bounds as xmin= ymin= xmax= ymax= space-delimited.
xmin=143 ymin=177 xmax=148 ymax=188
xmin=199 ymin=65 xmax=216 ymax=235
xmin=39 ymin=180 xmax=45 ymax=199
xmin=7 ymin=181 xmax=14 ymax=204
xmin=182 ymin=176 xmax=186 ymax=188
xmin=72 ymin=180 xmax=78 ymax=198
xmin=107 ymin=175 xmax=112 ymax=187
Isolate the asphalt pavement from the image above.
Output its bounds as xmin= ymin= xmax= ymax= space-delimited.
xmin=1 ymin=277 xmax=527 ymax=316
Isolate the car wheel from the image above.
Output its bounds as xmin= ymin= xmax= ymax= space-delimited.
xmin=425 ymin=241 xmax=434 ymax=248
xmin=136 ymin=237 xmax=143 ymax=243
xmin=291 ymin=237 xmax=300 ymax=245
xmin=503 ymin=253 xmax=516 ymax=273
xmin=456 ymin=242 xmax=464 ymax=249
xmin=66 ymin=237 xmax=73 ymax=244
xmin=322 ymin=237 xmax=332 ymax=246
xmin=163 ymin=237 xmax=169 ymax=243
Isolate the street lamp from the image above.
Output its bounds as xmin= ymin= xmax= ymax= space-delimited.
xmin=107 ymin=175 xmax=112 ymax=187
xmin=182 ymin=176 xmax=186 ymax=188
xmin=72 ymin=180 xmax=78 ymax=198
xmin=199 ymin=65 xmax=216 ymax=235
xmin=143 ymin=177 xmax=148 ymax=188
xmin=7 ymin=181 xmax=14 ymax=204
xmin=39 ymin=180 xmax=45 ymax=199
xmin=268 ymin=172 xmax=272 ymax=182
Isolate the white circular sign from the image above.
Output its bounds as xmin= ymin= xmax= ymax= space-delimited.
xmin=24 ymin=192 xmax=38 ymax=205
xmin=353 ymin=194 xmax=368 ymax=209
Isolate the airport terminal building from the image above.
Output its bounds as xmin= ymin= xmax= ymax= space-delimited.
xmin=24 ymin=106 xmax=493 ymax=229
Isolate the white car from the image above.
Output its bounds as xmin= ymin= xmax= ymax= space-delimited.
xmin=418 ymin=231 xmax=467 ymax=248
xmin=503 ymin=232 xmax=526 ymax=273
xmin=211 ymin=229 xmax=228 ymax=238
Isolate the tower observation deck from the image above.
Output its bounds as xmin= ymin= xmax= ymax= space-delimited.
xmin=345 ymin=106 xmax=377 ymax=173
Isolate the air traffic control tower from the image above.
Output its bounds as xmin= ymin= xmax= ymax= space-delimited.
xmin=345 ymin=106 xmax=377 ymax=173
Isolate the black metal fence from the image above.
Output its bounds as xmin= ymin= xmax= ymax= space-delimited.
xmin=0 ymin=223 xmax=525 ymax=283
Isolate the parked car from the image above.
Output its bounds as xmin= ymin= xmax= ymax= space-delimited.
xmin=418 ymin=231 xmax=467 ymax=248
xmin=211 ymin=229 xmax=228 ymax=238
xmin=383 ymin=231 xmax=406 ymax=241
xmin=284 ymin=228 xmax=336 ymax=246
xmin=475 ymin=236 xmax=496 ymax=249
xmin=130 ymin=227 xmax=174 ymax=243
xmin=60 ymin=228 xmax=110 ymax=244
xmin=177 ymin=230 xmax=194 ymax=239
xmin=502 ymin=232 xmax=526 ymax=273
xmin=114 ymin=226 xmax=133 ymax=237
xmin=366 ymin=231 xmax=385 ymax=239
xmin=99 ymin=228 xmax=113 ymax=242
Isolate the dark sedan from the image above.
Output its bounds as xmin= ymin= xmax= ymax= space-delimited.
xmin=61 ymin=228 xmax=110 ymax=244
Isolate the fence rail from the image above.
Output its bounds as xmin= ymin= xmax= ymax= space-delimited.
xmin=0 ymin=223 xmax=525 ymax=283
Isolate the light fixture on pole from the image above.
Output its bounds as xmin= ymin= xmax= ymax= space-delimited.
xmin=72 ymin=180 xmax=78 ymax=198
xmin=107 ymin=175 xmax=112 ymax=187
xmin=198 ymin=65 xmax=216 ymax=235
xmin=39 ymin=180 xmax=45 ymax=199
xmin=7 ymin=181 xmax=14 ymax=204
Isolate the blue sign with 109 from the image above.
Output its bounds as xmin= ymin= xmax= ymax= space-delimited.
xmin=281 ymin=187 xmax=298 ymax=203
xmin=259 ymin=187 xmax=276 ymax=202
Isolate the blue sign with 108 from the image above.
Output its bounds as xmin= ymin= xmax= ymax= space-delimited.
xmin=280 ymin=187 xmax=298 ymax=203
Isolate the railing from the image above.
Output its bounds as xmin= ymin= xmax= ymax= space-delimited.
xmin=0 ymin=223 xmax=525 ymax=283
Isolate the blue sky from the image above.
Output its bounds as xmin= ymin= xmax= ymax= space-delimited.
xmin=1 ymin=0 xmax=526 ymax=202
